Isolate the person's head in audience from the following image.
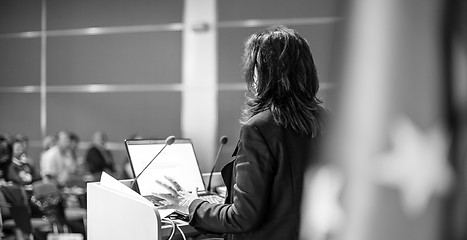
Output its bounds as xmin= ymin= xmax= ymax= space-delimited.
xmin=91 ymin=131 xmax=108 ymax=148
xmin=1 ymin=133 xmax=13 ymax=143
xmin=42 ymin=135 xmax=56 ymax=152
xmin=14 ymin=134 xmax=29 ymax=152
xmin=69 ymin=132 xmax=80 ymax=153
xmin=56 ymin=131 xmax=71 ymax=153
xmin=0 ymin=136 xmax=11 ymax=162
xmin=11 ymin=138 xmax=26 ymax=161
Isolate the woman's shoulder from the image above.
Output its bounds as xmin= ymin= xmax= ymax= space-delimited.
xmin=244 ymin=110 xmax=274 ymax=126
xmin=243 ymin=110 xmax=282 ymax=137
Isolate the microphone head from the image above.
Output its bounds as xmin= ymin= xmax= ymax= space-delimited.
xmin=220 ymin=136 xmax=228 ymax=145
xmin=165 ymin=136 xmax=176 ymax=145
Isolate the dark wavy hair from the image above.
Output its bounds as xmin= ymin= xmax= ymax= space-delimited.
xmin=241 ymin=25 xmax=325 ymax=137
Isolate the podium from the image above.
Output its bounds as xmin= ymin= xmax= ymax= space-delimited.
xmin=87 ymin=181 xmax=161 ymax=240
xmin=86 ymin=172 xmax=224 ymax=239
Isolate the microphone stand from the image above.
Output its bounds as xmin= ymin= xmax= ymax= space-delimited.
xmin=207 ymin=136 xmax=228 ymax=193
xmin=130 ymin=136 xmax=175 ymax=190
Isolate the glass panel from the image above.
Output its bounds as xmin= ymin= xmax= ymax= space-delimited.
xmin=47 ymin=31 xmax=182 ymax=85
xmin=47 ymin=0 xmax=183 ymax=30
xmin=219 ymin=0 xmax=338 ymax=21
xmin=290 ymin=24 xmax=336 ymax=87
xmin=0 ymin=0 xmax=41 ymax=34
xmin=0 ymin=38 xmax=41 ymax=86
xmin=46 ymin=92 xmax=181 ymax=142
xmin=0 ymin=93 xmax=41 ymax=139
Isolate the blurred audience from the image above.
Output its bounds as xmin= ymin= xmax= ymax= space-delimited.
xmin=40 ymin=135 xmax=57 ymax=173
xmin=0 ymin=135 xmax=40 ymax=238
xmin=6 ymin=137 xmax=41 ymax=186
xmin=0 ymin=135 xmax=12 ymax=182
xmin=13 ymin=134 xmax=34 ymax=166
xmin=40 ymin=131 xmax=76 ymax=186
xmin=69 ymin=132 xmax=89 ymax=177
xmin=42 ymin=135 xmax=56 ymax=153
xmin=85 ymin=131 xmax=115 ymax=180
xmin=0 ymin=132 xmax=90 ymax=238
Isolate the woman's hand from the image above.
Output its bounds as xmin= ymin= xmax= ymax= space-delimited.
xmin=154 ymin=176 xmax=199 ymax=208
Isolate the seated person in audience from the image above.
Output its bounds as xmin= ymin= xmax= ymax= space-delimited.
xmin=69 ymin=132 xmax=88 ymax=177
xmin=7 ymin=138 xmax=41 ymax=185
xmin=0 ymin=135 xmax=17 ymax=224
xmin=85 ymin=131 xmax=115 ymax=180
xmin=40 ymin=135 xmax=56 ymax=174
xmin=40 ymin=131 xmax=76 ymax=186
xmin=0 ymin=135 xmax=13 ymax=185
xmin=43 ymin=135 xmax=56 ymax=149
xmin=42 ymin=134 xmax=56 ymax=153
xmin=13 ymin=134 xmax=37 ymax=170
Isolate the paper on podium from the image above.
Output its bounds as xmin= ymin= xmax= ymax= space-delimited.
xmin=99 ymin=172 xmax=175 ymax=218
xmin=100 ymin=172 xmax=142 ymax=199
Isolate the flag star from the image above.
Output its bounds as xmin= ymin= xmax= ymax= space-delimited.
xmin=376 ymin=117 xmax=452 ymax=216
xmin=301 ymin=166 xmax=344 ymax=239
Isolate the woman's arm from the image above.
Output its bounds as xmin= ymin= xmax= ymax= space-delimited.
xmin=189 ymin=123 xmax=276 ymax=233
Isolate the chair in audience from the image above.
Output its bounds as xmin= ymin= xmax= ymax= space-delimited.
xmin=30 ymin=182 xmax=67 ymax=233
xmin=1 ymin=185 xmax=49 ymax=239
xmin=64 ymin=178 xmax=87 ymax=209
xmin=31 ymin=181 xmax=86 ymax=237
xmin=63 ymin=178 xmax=87 ymax=234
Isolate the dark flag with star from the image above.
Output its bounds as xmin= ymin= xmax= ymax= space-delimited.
xmin=444 ymin=0 xmax=467 ymax=239
xmin=300 ymin=0 xmax=465 ymax=240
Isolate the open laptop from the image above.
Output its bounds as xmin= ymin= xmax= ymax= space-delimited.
xmin=124 ymin=138 xmax=224 ymax=210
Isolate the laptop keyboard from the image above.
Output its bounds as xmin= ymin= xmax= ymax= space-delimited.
xmin=145 ymin=193 xmax=225 ymax=207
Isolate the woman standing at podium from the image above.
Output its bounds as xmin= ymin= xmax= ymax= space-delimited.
xmin=160 ymin=25 xmax=327 ymax=240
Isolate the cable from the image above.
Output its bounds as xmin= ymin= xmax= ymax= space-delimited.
xmin=175 ymin=222 xmax=186 ymax=240
xmin=161 ymin=218 xmax=176 ymax=240
xmin=162 ymin=215 xmax=186 ymax=240
xmin=161 ymin=218 xmax=175 ymax=240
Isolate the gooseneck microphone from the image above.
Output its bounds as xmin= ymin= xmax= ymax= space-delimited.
xmin=207 ymin=136 xmax=228 ymax=192
xmin=130 ymin=136 xmax=176 ymax=190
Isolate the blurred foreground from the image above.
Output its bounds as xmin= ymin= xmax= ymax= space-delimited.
xmin=300 ymin=1 xmax=467 ymax=240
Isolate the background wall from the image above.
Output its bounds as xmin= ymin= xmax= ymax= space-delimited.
xmin=0 ymin=0 xmax=339 ymax=175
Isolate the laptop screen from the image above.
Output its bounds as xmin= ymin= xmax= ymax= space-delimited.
xmin=125 ymin=139 xmax=206 ymax=196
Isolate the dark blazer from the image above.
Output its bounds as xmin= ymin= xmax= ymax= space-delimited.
xmin=188 ymin=110 xmax=319 ymax=240
xmin=85 ymin=146 xmax=114 ymax=174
